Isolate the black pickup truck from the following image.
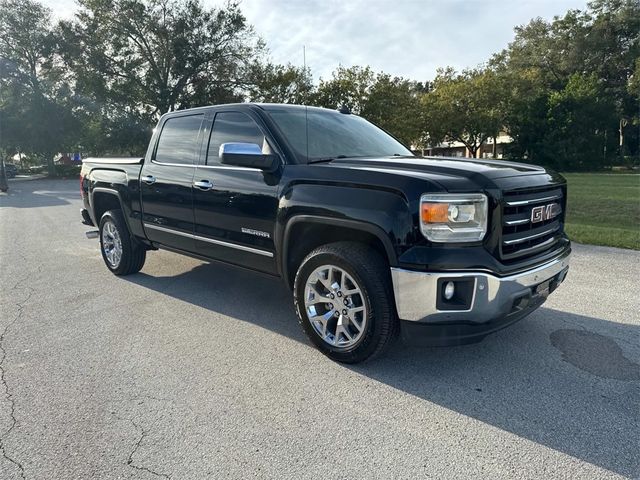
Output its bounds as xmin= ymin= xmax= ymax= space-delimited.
xmin=80 ymin=103 xmax=570 ymax=363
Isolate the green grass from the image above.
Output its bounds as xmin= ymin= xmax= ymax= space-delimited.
xmin=562 ymin=173 xmax=640 ymax=250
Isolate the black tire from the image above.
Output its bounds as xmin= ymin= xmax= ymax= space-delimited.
xmin=293 ymin=242 xmax=398 ymax=363
xmin=99 ymin=209 xmax=146 ymax=275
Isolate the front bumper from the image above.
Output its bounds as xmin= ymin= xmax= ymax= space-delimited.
xmin=391 ymin=249 xmax=570 ymax=343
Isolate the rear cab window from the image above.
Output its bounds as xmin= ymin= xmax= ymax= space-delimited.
xmin=154 ymin=114 xmax=204 ymax=165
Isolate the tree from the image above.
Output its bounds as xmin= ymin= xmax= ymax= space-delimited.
xmin=313 ymin=66 xmax=425 ymax=147
xmin=60 ymin=0 xmax=263 ymax=116
xmin=0 ymin=0 xmax=79 ymax=174
xmin=421 ymin=68 xmax=503 ymax=158
xmin=313 ymin=65 xmax=375 ymax=114
xmin=546 ymin=73 xmax=616 ymax=170
xmin=361 ymin=74 xmax=424 ymax=147
xmin=491 ymin=0 xmax=640 ymax=168
xmin=247 ymin=63 xmax=314 ymax=104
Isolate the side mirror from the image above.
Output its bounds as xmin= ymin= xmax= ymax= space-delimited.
xmin=219 ymin=143 xmax=279 ymax=172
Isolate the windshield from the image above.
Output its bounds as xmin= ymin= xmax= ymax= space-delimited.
xmin=265 ymin=107 xmax=413 ymax=163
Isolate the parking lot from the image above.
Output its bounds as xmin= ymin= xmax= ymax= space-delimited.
xmin=1 ymin=178 xmax=638 ymax=479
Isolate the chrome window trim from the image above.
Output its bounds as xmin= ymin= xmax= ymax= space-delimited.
xmin=196 ymin=164 xmax=264 ymax=172
xmin=147 ymin=160 xmax=265 ymax=171
xmin=150 ymin=160 xmax=198 ymax=168
xmin=143 ymin=223 xmax=274 ymax=257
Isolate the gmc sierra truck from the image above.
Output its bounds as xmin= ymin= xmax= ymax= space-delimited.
xmin=80 ymin=103 xmax=571 ymax=363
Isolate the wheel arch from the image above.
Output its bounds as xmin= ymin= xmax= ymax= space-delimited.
xmin=91 ymin=188 xmax=129 ymax=232
xmin=281 ymin=215 xmax=397 ymax=289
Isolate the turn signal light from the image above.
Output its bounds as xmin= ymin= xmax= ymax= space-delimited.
xmin=421 ymin=203 xmax=449 ymax=223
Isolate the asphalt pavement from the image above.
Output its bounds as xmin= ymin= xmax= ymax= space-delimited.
xmin=1 ymin=178 xmax=638 ymax=479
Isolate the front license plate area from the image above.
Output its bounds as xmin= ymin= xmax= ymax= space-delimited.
xmin=536 ymin=279 xmax=551 ymax=298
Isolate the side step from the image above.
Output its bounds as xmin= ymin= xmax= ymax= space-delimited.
xmin=85 ymin=230 xmax=99 ymax=239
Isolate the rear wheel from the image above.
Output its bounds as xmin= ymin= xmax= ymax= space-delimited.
xmin=99 ymin=210 xmax=146 ymax=275
xmin=294 ymin=242 xmax=398 ymax=363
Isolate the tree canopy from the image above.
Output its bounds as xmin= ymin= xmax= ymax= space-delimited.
xmin=0 ymin=0 xmax=638 ymax=171
xmin=421 ymin=68 xmax=503 ymax=158
xmin=0 ymin=0 xmax=79 ymax=173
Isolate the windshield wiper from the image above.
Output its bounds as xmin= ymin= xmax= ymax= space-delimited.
xmin=307 ymin=155 xmax=349 ymax=164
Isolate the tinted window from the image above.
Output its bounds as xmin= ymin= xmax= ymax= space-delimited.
xmin=266 ymin=107 xmax=412 ymax=162
xmin=207 ymin=112 xmax=267 ymax=165
xmin=155 ymin=114 xmax=203 ymax=165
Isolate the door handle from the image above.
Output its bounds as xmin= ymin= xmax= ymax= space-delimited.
xmin=194 ymin=180 xmax=213 ymax=191
xmin=142 ymin=175 xmax=156 ymax=185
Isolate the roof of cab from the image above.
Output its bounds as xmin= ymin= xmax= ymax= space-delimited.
xmin=161 ymin=103 xmax=341 ymax=118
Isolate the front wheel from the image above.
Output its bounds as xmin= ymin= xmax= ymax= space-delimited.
xmin=293 ymin=242 xmax=398 ymax=363
xmin=99 ymin=210 xmax=146 ymax=275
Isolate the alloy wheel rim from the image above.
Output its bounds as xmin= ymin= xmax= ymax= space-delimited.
xmin=102 ymin=220 xmax=123 ymax=268
xmin=304 ymin=265 xmax=367 ymax=349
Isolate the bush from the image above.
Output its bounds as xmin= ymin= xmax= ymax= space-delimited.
xmin=52 ymin=164 xmax=82 ymax=177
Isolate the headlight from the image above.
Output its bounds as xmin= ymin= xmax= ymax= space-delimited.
xmin=420 ymin=193 xmax=488 ymax=242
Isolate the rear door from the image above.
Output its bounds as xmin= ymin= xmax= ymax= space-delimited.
xmin=140 ymin=112 xmax=204 ymax=252
xmin=192 ymin=110 xmax=281 ymax=274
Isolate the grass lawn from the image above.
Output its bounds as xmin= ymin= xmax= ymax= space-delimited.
xmin=562 ymin=173 xmax=640 ymax=250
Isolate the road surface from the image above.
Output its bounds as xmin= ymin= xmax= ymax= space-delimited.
xmin=1 ymin=179 xmax=638 ymax=479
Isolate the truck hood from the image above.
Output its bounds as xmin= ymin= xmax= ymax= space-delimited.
xmin=328 ymin=156 xmax=546 ymax=181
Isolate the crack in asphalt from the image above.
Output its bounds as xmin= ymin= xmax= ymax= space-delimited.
xmin=0 ymin=276 xmax=34 ymax=480
xmin=126 ymin=418 xmax=171 ymax=479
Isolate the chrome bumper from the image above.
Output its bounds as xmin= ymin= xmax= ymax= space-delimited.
xmin=391 ymin=250 xmax=570 ymax=323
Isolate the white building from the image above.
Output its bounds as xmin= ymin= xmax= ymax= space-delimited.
xmin=422 ymin=132 xmax=513 ymax=159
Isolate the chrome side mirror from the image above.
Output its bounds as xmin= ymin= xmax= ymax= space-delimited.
xmin=219 ymin=143 xmax=279 ymax=171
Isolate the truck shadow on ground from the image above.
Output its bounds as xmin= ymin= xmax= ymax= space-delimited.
xmin=124 ymin=259 xmax=639 ymax=478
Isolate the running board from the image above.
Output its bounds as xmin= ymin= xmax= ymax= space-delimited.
xmin=85 ymin=230 xmax=99 ymax=239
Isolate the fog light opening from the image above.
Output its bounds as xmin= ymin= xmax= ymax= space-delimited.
xmin=444 ymin=281 xmax=455 ymax=300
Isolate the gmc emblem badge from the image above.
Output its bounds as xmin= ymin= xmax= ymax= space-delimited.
xmin=531 ymin=203 xmax=560 ymax=223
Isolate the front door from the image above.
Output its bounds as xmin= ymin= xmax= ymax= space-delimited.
xmin=192 ymin=110 xmax=281 ymax=274
xmin=140 ymin=112 xmax=204 ymax=252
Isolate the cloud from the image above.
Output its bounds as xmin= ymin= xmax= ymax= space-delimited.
xmin=42 ymin=0 xmax=589 ymax=81
xmin=224 ymin=0 xmax=588 ymax=81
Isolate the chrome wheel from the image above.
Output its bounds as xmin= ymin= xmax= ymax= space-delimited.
xmin=101 ymin=220 xmax=123 ymax=268
xmin=304 ymin=265 xmax=367 ymax=349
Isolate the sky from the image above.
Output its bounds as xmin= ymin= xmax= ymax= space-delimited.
xmin=43 ymin=0 xmax=589 ymax=82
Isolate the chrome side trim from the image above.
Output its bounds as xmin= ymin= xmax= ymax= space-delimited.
xmin=505 ymin=194 xmax=561 ymax=206
xmin=391 ymin=249 xmax=570 ymax=323
xmin=143 ymin=223 xmax=274 ymax=257
xmin=192 ymin=232 xmax=274 ymax=257
xmin=144 ymin=223 xmax=192 ymax=238
xmin=503 ymin=225 xmax=559 ymax=245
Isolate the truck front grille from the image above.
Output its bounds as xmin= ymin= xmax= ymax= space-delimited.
xmin=501 ymin=185 xmax=565 ymax=261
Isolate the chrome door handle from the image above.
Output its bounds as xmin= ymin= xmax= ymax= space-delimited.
xmin=142 ymin=175 xmax=156 ymax=185
xmin=194 ymin=180 xmax=213 ymax=191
